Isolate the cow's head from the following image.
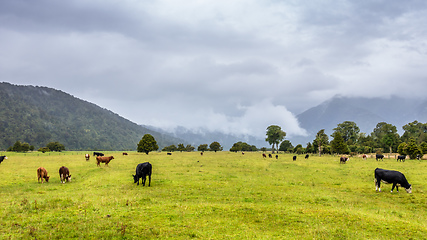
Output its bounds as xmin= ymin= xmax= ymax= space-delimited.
xmin=45 ymin=176 xmax=50 ymax=182
xmin=133 ymin=174 xmax=138 ymax=183
xmin=67 ymin=175 xmax=72 ymax=182
xmin=405 ymin=185 xmax=412 ymax=193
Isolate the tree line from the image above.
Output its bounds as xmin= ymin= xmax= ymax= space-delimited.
xmin=267 ymin=120 xmax=427 ymax=159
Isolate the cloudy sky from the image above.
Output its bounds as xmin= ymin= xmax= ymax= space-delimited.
xmin=1 ymin=0 xmax=427 ymax=139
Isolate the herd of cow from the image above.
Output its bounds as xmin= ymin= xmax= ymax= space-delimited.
xmin=0 ymin=152 xmax=152 ymax=187
xmin=0 ymin=151 xmax=415 ymax=193
xmin=259 ymin=152 xmax=413 ymax=194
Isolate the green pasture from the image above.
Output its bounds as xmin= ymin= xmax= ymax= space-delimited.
xmin=0 ymin=151 xmax=426 ymax=239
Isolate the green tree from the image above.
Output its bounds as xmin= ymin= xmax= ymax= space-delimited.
xmin=46 ymin=142 xmax=65 ymax=152
xmin=137 ymin=134 xmax=159 ymax=154
xmin=162 ymin=145 xmax=177 ymax=152
xmin=197 ymin=144 xmax=208 ymax=152
xmin=401 ymin=121 xmax=427 ymax=144
xmin=185 ymin=145 xmax=195 ymax=152
xmin=420 ymin=142 xmax=427 ymax=155
xmin=305 ymin=142 xmax=314 ymax=153
xmin=314 ymin=129 xmax=329 ymax=156
xmin=209 ymin=142 xmax=223 ymax=152
xmin=397 ymin=142 xmax=407 ymax=155
xmin=330 ymin=132 xmax=349 ymax=154
xmin=230 ymin=142 xmax=242 ymax=152
xmin=371 ymin=122 xmax=400 ymax=152
xmin=279 ymin=140 xmax=293 ymax=152
xmin=293 ymin=144 xmax=304 ymax=154
xmin=333 ymin=121 xmax=360 ymax=144
xmin=8 ymin=140 xmax=32 ymax=152
xmin=265 ymin=125 xmax=286 ymax=153
xmin=177 ymin=143 xmax=186 ymax=152
xmin=405 ymin=138 xmax=422 ymax=159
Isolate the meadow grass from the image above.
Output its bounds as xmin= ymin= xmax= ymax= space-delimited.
xmin=0 ymin=151 xmax=426 ymax=239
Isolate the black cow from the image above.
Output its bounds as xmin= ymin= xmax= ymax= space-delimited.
xmin=417 ymin=154 xmax=422 ymax=160
xmin=133 ymin=162 xmax=152 ymax=186
xmin=167 ymin=152 xmax=172 ymax=155
xmin=376 ymin=154 xmax=384 ymax=161
xmin=275 ymin=155 xmax=278 ymax=159
xmin=93 ymin=152 xmax=104 ymax=157
xmin=268 ymin=154 xmax=272 ymax=158
xmin=340 ymin=156 xmax=349 ymax=164
xmin=293 ymin=156 xmax=297 ymax=161
xmin=0 ymin=156 xmax=7 ymax=164
xmin=397 ymin=155 xmax=406 ymax=162
xmin=374 ymin=168 xmax=412 ymax=193
xmin=305 ymin=154 xmax=309 ymax=159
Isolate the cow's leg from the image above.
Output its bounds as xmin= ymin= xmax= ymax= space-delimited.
xmin=142 ymin=176 xmax=146 ymax=186
xmin=148 ymin=174 xmax=151 ymax=187
xmin=376 ymin=178 xmax=381 ymax=191
xmin=391 ymin=183 xmax=397 ymax=192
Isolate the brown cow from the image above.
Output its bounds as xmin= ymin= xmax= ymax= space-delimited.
xmin=96 ymin=156 xmax=114 ymax=166
xmin=85 ymin=154 xmax=90 ymax=161
xmin=122 ymin=152 xmax=128 ymax=156
xmin=262 ymin=153 xmax=266 ymax=158
xmin=340 ymin=156 xmax=349 ymax=164
xmin=59 ymin=166 xmax=71 ymax=183
xmin=362 ymin=154 xmax=367 ymax=160
xmin=37 ymin=167 xmax=50 ymax=183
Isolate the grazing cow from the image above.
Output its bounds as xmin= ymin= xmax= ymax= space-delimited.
xmin=262 ymin=153 xmax=266 ymax=158
xmin=133 ymin=162 xmax=152 ymax=186
xmin=96 ymin=156 xmax=114 ymax=166
xmin=242 ymin=152 xmax=245 ymax=155
xmin=340 ymin=156 xmax=349 ymax=164
xmin=268 ymin=154 xmax=272 ymax=158
xmin=376 ymin=154 xmax=384 ymax=161
xmin=201 ymin=152 xmax=203 ymax=156
xmin=275 ymin=155 xmax=278 ymax=159
xmin=374 ymin=168 xmax=412 ymax=193
xmin=59 ymin=166 xmax=71 ymax=183
xmin=37 ymin=167 xmax=50 ymax=183
xmin=167 ymin=152 xmax=172 ymax=155
xmin=0 ymin=155 xmax=7 ymax=164
xmin=305 ymin=154 xmax=309 ymax=159
xmin=397 ymin=155 xmax=406 ymax=162
xmin=85 ymin=154 xmax=90 ymax=161
xmin=417 ymin=154 xmax=422 ymax=160
xmin=93 ymin=152 xmax=104 ymax=157
xmin=362 ymin=154 xmax=367 ymax=160
xmin=122 ymin=152 xmax=128 ymax=156
xmin=293 ymin=156 xmax=297 ymax=161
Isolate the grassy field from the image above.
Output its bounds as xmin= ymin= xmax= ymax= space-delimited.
xmin=0 ymin=151 xmax=426 ymax=239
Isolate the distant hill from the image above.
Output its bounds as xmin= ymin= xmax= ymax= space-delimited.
xmin=290 ymin=95 xmax=427 ymax=145
xmin=0 ymin=82 xmax=182 ymax=150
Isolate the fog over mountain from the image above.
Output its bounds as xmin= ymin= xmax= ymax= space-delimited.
xmin=157 ymin=95 xmax=427 ymax=149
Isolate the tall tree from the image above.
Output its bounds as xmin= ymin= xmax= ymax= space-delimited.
xmin=405 ymin=138 xmax=422 ymax=159
xmin=330 ymin=132 xmax=349 ymax=154
xmin=314 ymin=129 xmax=329 ymax=156
xmin=333 ymin=121 xmax=360 ymax=144
xmin=209 ymin=141 xmax=223 ymax=152
xmin=279 ymin=140 xmax=293 ymax=152
xmin=401 ymin=121 xmax=427 ymax=144
xmin=137 ymin=134 xmax=159 ymax=154
xmin=371 ymin=122 xmax=400 ymax=152
xmin=265 ymin=125 xmax=286 ymax=153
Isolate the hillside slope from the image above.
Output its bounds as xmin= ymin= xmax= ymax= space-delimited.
xmin=0 ymin=82 xmax=181 ymax=150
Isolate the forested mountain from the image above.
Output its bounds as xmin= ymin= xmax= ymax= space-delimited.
xmin=0 ymin=82 xmax=182 ymax=150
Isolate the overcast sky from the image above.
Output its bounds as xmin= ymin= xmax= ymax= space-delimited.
xmin=1 ymin=0 xmax=427 ymax=139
